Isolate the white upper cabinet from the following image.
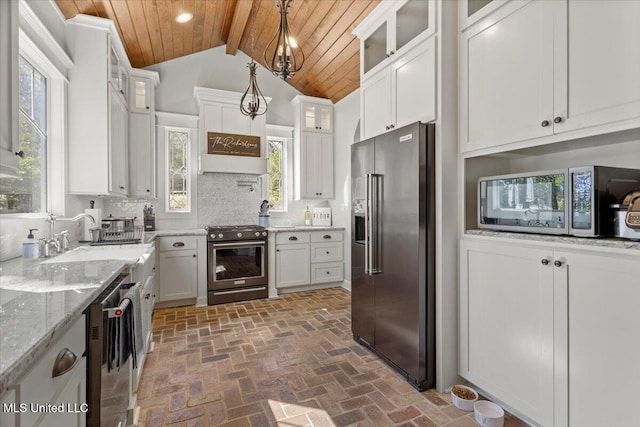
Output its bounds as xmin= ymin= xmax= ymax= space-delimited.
xmin=109 ymin=44 xmax=128 ymax=104
xmin=354 ymin=0 xmax=436 ymax=141
xmin=0 ymin=1 xmax=19 ymax=175
xmin=460 ymin=0 xmax=640 ymax=153
xmin=291 ymin=95 xmax=334 ymax=200
xmin=359 ymin=38 xmax=436 ymax=140
xmin=302 ymin=103 xmax=332 ymax=133
xmin=66 ymin=16 xmax=132 ymax=196
xmin=128 ymin=69 xmax=159 ymax=198
xmin=356 ymin=0 xmax=436 ymax=79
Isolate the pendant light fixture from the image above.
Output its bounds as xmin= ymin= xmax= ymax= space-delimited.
xmin=263 ymin=0 xmax=305 ymax=80
xmin=240 ymin=60 xmax=268 ymax=120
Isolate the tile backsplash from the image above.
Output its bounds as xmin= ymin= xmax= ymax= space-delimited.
xmin=197 ymin=173 xmax=263 ymax=227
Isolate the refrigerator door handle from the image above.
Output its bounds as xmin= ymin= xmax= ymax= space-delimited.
xmin=365 ymin=174 xmax=371 ymax=275
xmin=370 ymin=174 xmax=383 ymax=274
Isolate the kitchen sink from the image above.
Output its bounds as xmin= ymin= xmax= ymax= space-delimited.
xmin=40 ymin=244 xmax=154 ymax=264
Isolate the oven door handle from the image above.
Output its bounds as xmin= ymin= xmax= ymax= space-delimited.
xmin=211 ymin=241 xmax=266 ymax=247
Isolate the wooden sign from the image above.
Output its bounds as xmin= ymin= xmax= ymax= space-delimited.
xmin=207 ymin=132 xmax=261 ymax=157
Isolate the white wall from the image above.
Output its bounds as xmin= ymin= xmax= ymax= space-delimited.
xmin=146 ymin=46 xmax=301 ymax=126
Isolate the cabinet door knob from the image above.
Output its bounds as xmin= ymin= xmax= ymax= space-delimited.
xmin=389 ymin=124 xmax=395 ymax=129
xmin=385 ymin=125 xmax=390 ymax=130
xmin=326 ymin=251 xmax=330 ymax=254
xmin=541 ymin=120 xmax=550 ymax=127
xmin=120 ymin=89 xmax=124 ymax=95
xmin=326 ymin=271 xmax=330 ymax=274
xmin=193 ymin=254 xmax=196 ymax=258
xmin=288 ymin=236 xmax=298 ymax=241
xmin=119 ymin=186 xmax=125 ymax=190
xmin=554 ymin=116 xmax=563 ymax=124
xmin=144 ymin=293 xmax=151 ymax=299
xmin=52 ymin=348 xmax=78 ymax=378
xmin=172 ymin=242 xmax=185 ymax=247
xmin=390 ymin=51 xmax=395 ymax=55
xmin=146 ymin=189 xmax=150 ymax=192
xmin=15 ymin=150 xmax=25 ymax=158
xmin=276 ymin=249 xmax=280 ymax=252
xmin=554 ymin=260 xmax=563 ymax=267
xmin=146 ymin=106 xmax=150 ymax=110
xmin=541 ymin=259 xmax=549 ymax=265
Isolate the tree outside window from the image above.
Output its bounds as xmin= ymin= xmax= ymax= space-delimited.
xmin=0 ymin=56 xmax=47 ymax=214
xmin=267 ymin=137 xmax=286 ymax=211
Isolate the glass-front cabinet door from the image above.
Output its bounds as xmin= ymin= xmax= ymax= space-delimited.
xmin=363 ymin=22 xmax=388 ymax=74
xmin=303 ymin=103 xmax=332 ymax=133
xmin=130 ymin=76 xmax=151 ymax=113
xmin=395 ymin=0 xmax=430 ymax=52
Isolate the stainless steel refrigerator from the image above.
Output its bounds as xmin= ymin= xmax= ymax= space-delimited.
xmin=351 ymin=121 xmax=435 ymax=391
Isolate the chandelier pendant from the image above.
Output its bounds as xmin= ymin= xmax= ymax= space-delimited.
xmin=240 ymin=60 xmax=268 ymax=120
xmin=263 ymin=0 xmax=305 ymax=80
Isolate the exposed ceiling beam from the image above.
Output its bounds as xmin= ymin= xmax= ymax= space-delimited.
xmin=225 ymin=0 xmax=253 ymax=55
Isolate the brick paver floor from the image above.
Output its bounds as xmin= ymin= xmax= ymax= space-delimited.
xmin=137 ymin=287 xmax=526 ymax=426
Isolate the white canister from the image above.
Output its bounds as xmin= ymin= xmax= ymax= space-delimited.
xmin=258 ymin=214 xmax=270 ymax=227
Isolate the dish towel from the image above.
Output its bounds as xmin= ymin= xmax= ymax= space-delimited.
xmin=119 ymin=283 xmax=142 ymax=369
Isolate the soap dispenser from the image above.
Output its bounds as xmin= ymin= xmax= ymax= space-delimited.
xmin=23 ymin=229 xmax=39 ymax=259
xmin=304 ymin=206 xmax=312 ymax=226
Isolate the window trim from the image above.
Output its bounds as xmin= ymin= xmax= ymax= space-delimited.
xmin=1 ymin=29 xmax=66 ymax=218
xmin=164 ymin=126 xmax=192 ymax=214
xmin=266 ymin=136 xmax=288 ymax=213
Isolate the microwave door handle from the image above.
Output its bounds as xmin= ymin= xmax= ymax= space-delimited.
xmin=365 ymin=174 xmax=371 ymax=275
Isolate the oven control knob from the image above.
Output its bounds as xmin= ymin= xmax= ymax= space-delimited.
xmin=262 ymin=232 xmax=267 ymax=236
xmin=237 ymin=232 xmax=242 ymax=237
xmin=210 ymin=234 xmax=215 ymax=239
xmin=218 ymin=233 xmax=223 ymax=238
xmin=255 ymin=232 xmax=260 ymax=236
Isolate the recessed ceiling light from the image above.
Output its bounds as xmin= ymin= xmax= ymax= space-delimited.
xmin=175 ymin=12 xmax=193 ymax=23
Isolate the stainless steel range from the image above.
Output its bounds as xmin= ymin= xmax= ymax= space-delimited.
xmin=206 ymin=225 xmax=268 ymax=305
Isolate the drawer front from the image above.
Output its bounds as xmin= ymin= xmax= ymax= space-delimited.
xmin=275 ymin=232 xmax=311 ymax=244
xmin=310 ymin=242 xmax=343 ymax=263
xmin=158 ymin=236 xmax=198 ymax=251
xmin=19 ymin=315 xmax=85 ymax=410
xmin=310 ymin=231 xmax=343 ymax=243
xmin=311 ymin=262 xmax=344 ymax=284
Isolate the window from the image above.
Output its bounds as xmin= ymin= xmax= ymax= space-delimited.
xmin=166 ymin=127 xmax=191 ymax=212
xmin=267 ymin=137 xmax=287 ymax=211
xmin=0 ymin=56 xmax=47 ymax=213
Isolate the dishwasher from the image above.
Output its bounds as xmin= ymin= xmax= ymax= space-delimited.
xmin=85 ymin=273 xmax=138 ymax=427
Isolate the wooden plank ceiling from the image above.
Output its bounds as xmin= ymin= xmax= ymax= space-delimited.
xmin=54 ymin=0 xmax=381 ymax=103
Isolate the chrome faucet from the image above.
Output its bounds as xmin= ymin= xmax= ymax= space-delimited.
xmin=46 ymin=213 xmax=96 ymax=254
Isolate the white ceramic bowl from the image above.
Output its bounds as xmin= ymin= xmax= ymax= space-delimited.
xmin=474 ymin=401 xmax=505 ymax=427
xmin=450 ymin=384 xmax=478 ymax=411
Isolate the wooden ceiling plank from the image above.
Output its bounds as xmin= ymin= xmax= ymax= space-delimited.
xmin=181 ymin=0 xmax=196 ymax=56
xmin=302 ymin=40 xmax=359 ymax=93
xmin=124 ymin=0 xmax=156 ymax=66
xmin=200 ymin=0 xmax=217 ymax=49
xmin=316 ymin=51 xmax=359 ymax=95
xmin=141 ymin=0 xmax=165 ymax=64
xmin=171 ymin=0 xmax=185 ymax=59
xmin=72 ymin=0 xmax=100 ymax=16
xmin=326 ymin=61 xmax=360 ymax=102
xmin=192 ymin=0 xmax=206 ymax=52
xmin=155 ymin=0 xmax=175 ymax=62
xmin=55 ymin=1 xmax=81 ymax=19
xmin=292 ymin=0 xmax=376 ymax=87
xmin=248 ymin=0 xmax=283 ymax=66
xmin=210 ymin=0 xmax=228 ymax=48
xmin=226 ymin=0 xmax=253 ymax=55
xmin=237 ymin=0 xmax=261 ymax=53
xmin=108 ymin=0 xmax=145 ymax=67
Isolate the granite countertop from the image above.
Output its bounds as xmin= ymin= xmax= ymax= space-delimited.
xmin=267 ymin=226 xmax=346 ymax=232
xmin=465 ymin=229 xmax=640 ymax=251
xmin=0 ymin=256 xmax=132 ymax=393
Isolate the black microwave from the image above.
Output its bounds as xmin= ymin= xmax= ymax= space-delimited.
xmin=478 ymin=166 xmax=640 ymax=237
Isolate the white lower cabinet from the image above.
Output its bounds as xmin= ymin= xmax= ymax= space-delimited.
xmin=157 ymin=236 xmax=204 ymax=304
xmin=275 ymin=230 xmax=344 ymax=289
xmin=460 ymin=238 xmax=640 ymax=426
xmin=1 ymin=315 xmax=87 ymax=427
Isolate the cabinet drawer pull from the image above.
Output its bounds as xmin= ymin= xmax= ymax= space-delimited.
xmin=541 ymin=259 xmax=549 ymax=265
xmin=326 ymin=271 xmax=330 ymax=275
xmin=288 ymin=236 xmax=298 ymax=241
xmin=554 ymin=116 xmax=563 ymax=124
xmin=52 ymin=348 xmax=78 ymax=378
xmin=326 ymin=251 xmax=330 ymax=254
xmin=541 ymin=120 xmax=550 ymax=127
xmin=172 ymin=242 xmax=185 ymax=247
xmin=323 ymin=235 xmax=331 ymax=239
xmin=554 ymin=260 xmax=563 ymax=267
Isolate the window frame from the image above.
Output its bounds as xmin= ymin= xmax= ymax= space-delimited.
xmin=164 ymin=126 xmax=192 ymax=214
xmin=0 ymin=30 xmax=66 ymax=218
xmin=266 ymin=136 xmax=288 ymax=213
